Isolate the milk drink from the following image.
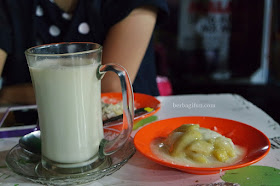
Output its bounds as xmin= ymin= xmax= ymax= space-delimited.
xmin=29 ymin=59 xmax=103 ymax=163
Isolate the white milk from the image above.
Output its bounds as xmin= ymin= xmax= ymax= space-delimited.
xmin=29 ymin=58 xmax=104 ymax=164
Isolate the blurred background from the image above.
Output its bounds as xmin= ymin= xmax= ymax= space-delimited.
xmin=154 ymin=0 xmax=280 ymax=123
xmin=1 ymin=0 xmax=279 ymax=127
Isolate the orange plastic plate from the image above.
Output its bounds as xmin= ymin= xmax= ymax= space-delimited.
xmin=134 ymin=116 xmax=271 ymax=175
xmin=101 ymin=92 xmax=161 ymax=123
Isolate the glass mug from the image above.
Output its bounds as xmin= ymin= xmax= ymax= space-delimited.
xmin=25 ymin=42 xmax=134 ymax=174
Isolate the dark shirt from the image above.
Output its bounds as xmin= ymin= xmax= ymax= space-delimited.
xmin=0 ymin=0 xmax=168 ymax=96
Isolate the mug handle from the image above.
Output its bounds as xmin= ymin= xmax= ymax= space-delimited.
xmin=97 ymin=64 xmax=134 ymax=158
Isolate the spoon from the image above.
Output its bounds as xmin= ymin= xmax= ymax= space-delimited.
xmin=19 ymin=130 xmax=41 ymax=155
xmin=18 ymin=107 xmax=155 ymax=155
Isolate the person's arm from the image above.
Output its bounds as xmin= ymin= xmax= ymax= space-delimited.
xmin=0 ymin=49 xmax=35 ymax=105
xmin=101 ymin=6 xmax=158 ymax=93
xmin=0 ymin=48 xmax=7 ymax=76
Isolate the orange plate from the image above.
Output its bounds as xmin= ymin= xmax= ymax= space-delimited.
xmin=134 ymin=116 xmax=271 ymax=175
xmin=101 ymin=92 xmax=161 ymax=124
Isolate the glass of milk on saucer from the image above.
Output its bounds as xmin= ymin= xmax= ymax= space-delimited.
xmin=25 ymin=42 xmax=134 ymax=174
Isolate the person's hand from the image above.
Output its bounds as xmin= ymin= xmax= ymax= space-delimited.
xmin=0 ymin=83 xmax=36 ymax=105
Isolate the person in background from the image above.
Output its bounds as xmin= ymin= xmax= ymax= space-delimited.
xmin=0 ymin=0 xmax=169 ymax=105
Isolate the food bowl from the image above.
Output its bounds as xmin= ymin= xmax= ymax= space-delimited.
xmin=134 ymin=116 xmax=271 ymax=175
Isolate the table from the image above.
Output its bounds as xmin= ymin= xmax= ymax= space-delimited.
xmin=1 ymin=94 xmax=280 ymax=185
